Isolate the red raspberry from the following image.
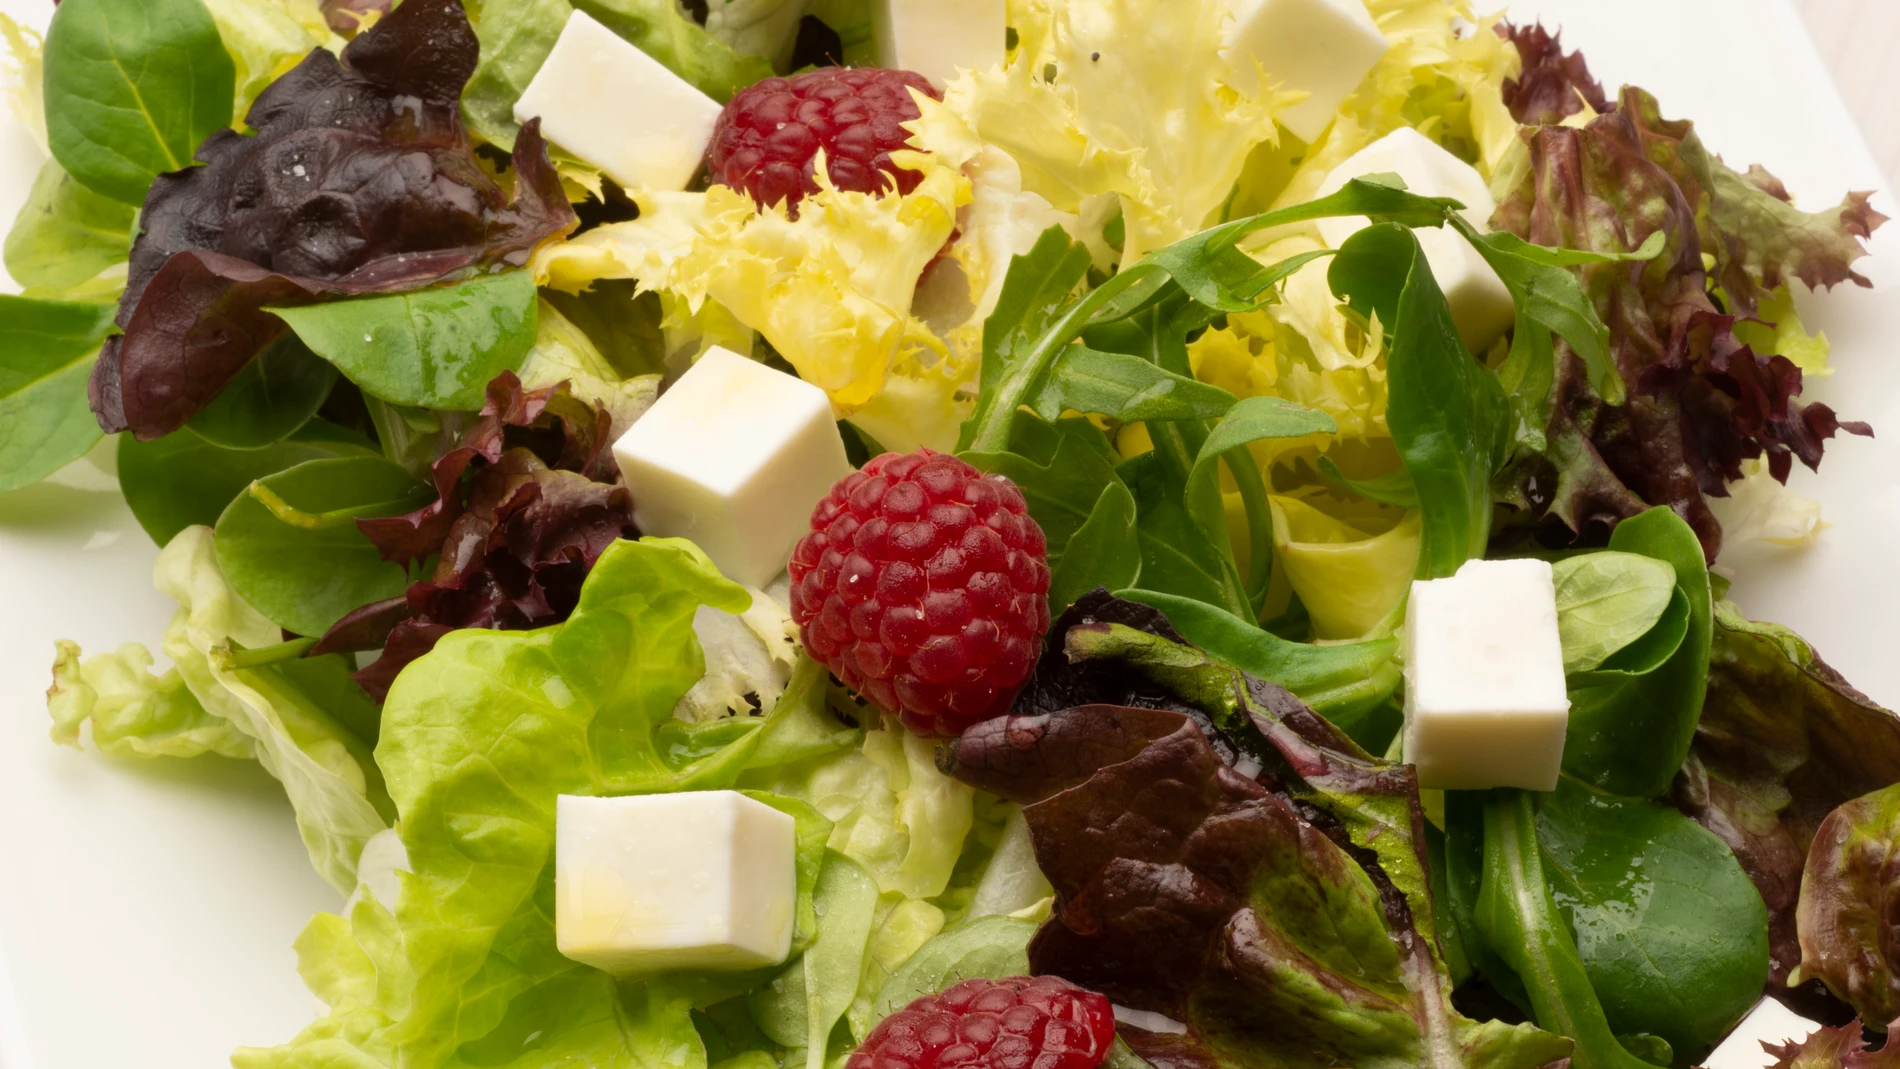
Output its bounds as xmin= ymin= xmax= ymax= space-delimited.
xmin=789 ymin=450 xmax=1051 ymax=737
xmin=846 ymin=976 xmax=1117 ymax=1069
xmin=707 ymin=67 xmax=941 ymax=211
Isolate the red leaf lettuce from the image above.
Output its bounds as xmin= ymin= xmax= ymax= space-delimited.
xmin=90 ymin=0 xmax=576 ymax=440
xmin=312 ymin=372 xmax=634 ymax=699
xmin=1795 ymin=781 xmax=1900 ymax=1026
xmin=1674 ymin=603 xmax=1900 ymax=1021
xmin=1492 ymin=38 xmax=1881 ymax=560
xmin=944 ymin=593 xmax=1569 ymax=1069
xmin=1767 ymin=1021 xmax=1900 ymax=1069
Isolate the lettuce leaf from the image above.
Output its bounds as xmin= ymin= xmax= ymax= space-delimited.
xmin=92 ymin=0 xmax=575 ymax=440
xmin=1674 ymin=603 xmax=1900 ymax=1019
xmin=943 ymin=592 xmax=1569 ymax=1069
xmin=1493 ymin=84 xmax=1881 ymax=559
xmin=50 ymin=526 xmax=391 ymax=891
xmin=1795 ymin=781 xmax=1900 ymax=1024
xmin=241 ymin=537 xmax=861 ymax=1069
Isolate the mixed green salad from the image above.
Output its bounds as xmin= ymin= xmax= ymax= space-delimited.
xmin=8 ymin=0 xmax=1900 ymax=1065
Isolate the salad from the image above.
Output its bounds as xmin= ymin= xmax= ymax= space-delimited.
xmin=7 ymin=0 xmax=1900 ymax=1065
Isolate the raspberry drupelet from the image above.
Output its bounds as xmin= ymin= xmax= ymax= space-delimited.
xmin=788 ymin=450 xmax=1051 ymax=738
xmin=706 ymin=67 xmax=941 ymax=212
xmin=846 ymin=976 xmax=1117 ymax=1069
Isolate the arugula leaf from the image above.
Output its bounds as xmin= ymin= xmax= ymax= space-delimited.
xmin=214 ymin=457 xmax=434 ymax=637
xmin=1047 ymin=482 xmax=1139 ymax=614
xmin=0 ymin=295 xmax=115 ymax=492
xmin=961 ymin=413 xmax=1132 ymax=599
xmin=1034 ymin=345 xmax=1237 ymax=423
xmin=185 ymin=332 xmax=339 ymax=449
xmin=271 ymin=274 xmax=540 ymax=412
xmin=1184 ymin=395 xmax=1336 ymax=575
xmin=41 ymin=0 xmax=235 ymax=204
xmin=1317 ymin=455 xmax=1420 ymax=508
xmin=1536 ymin=778 xmax=1768 ymax=1053
xmin=4 ymin=159 xmax=136 ymax=297
xmin=118 ymin=419 xmax=377 ymax=546
xmin=959 ymin=227 xmax=1094 ymax=454
xmin=1329 ymin=224 xmax=1510 ymax=579
xmin=1117 ymin=588 xmax=1401 ymax=749
xmin=1562 ymin=507 xmax=1713 ymax=798
xmin=1115 ymin=450 xmax=1234 ymax=615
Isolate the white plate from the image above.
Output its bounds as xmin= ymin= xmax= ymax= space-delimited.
xmin=0 ymin=1 xmax=1893 ymax=1066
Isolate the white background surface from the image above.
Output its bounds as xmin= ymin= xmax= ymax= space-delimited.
xmin=0 ymin=1 xmax=1896 ymax=1067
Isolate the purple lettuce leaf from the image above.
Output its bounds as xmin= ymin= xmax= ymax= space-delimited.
xmin=944 ymin=593 xmax=1570 ymax=1069
xmin=91 ymin=0 xmax=575 ymax=440
xmin=312 ymin=372 xmax=633 ymax=699
xmin=1766 ymin=1020 xmax=1900 ymax=1069
xmin=1796 ymin=782 xmax=1900 ymax=1025
xmin=1673 ymin=604 xmax=1900 ymax=1021
xmin=1499 ymin=23 xmax=1608 ymax=128
xmin=1493 ymin=72 xmax=1880 ymax=560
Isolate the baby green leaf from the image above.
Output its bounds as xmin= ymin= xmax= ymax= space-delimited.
xmin=868 ymin=915 xmax=1036 ymax=1027
xmin=1562 ymin=507 xmax=1713 ymax=799
xmin=42 ymin=0 xmax=235 ymax=204
xmin=185 ymin=332 xmax=339 ymax=449
xmin=0 ymin=295 xmax=114 ymax=492
xmin=271 ymin=273 xmax=539 ymax=411
xmin=1183 ymin=396 xmax=1336 ymax=558
xmin=1536 ymin=778 xmax=1769 ymax=1054
xmin=117 ymin=418 xmax=376 ymax=545
xmin=1047 ymin=481 xmax=1140 ymax=613
xmin=962 ymin=413 xmax=1128 ymax=583
xmin=1034 ymin=345 xmax=1237 ymax=423
xmin=1551 ymin=551 xmax=1677 ymax=673
xmin=4 ymin=159 xmax=136 ymax=297
xmin=1317 ymin=455 xmax=1419 ymax=508
xmin=213 ymin=456 xmax=433 ymax=637
xmin=1329 ymin=224 xmax=1509 ymax=579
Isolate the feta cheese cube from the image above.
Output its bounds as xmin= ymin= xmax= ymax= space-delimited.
xmin=1225 ymin=0 xmax=1389 ymax=144
xmin=555 ymin=791 xmax=796 ymax=975
xmin=1705 ymin=999 xmax=1823 ymax=1069
xmin=513 ymin=12 xmax=723 ymax=192
xmin=875 ymin=0 xmax=1006 ymax=88
xmin=612 ymin=346 xmax=852 ymax=587
xmin=1403 ymin=558 xmax=1570 ymax=791
xmin=1314 ymin=127 xmax=1515 ymax=351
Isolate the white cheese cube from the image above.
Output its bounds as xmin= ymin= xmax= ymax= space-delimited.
xmin=1705 ymin=999 xmax=1823 ymax=1069
xmin=875 ymin=0 xmax=1006 ymax=88
xmin=1225 ymin=0 xmax=1389 ymax=144
xmin=1314 ymin=127 xmax=1515 ymax=351
xmin=556 ymin=791 xmax=796 ymax=975
xmin=613 ymin=346 xmax=851 ymax=587
xmin=513 ymin=11 xmax=723 ymax=192
xmin=1403 ymin=558 xmax=1570 ymax=791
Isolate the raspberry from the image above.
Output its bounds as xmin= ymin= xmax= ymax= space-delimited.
xmin=846 ymin=976 xmax=1117 ymax=1069
xmin=789 ymin=450 xmax=1051 ymax=737
xmin=707 ymin=67 xmax=941 ymax=211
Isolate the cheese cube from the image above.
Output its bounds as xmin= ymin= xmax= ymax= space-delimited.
xmin=513 ymin=12 xmax=723 ymax=192
xmin=555 ymin=791 xmax=796 ymax=975
xmin=1705 ymin=999 xmax=1823 ymax=1069
xmin=1314 ymin=127 xmax=1515 ymax=351
xmin=1225 ymin=0 xmax=1389 ymax=144
xmin=1403 ymin=558 xmax=1570 ymax=791
xmin=613 ymin=347 xmax=852 ymax=587
xmin=875 ymin=0 xmax=1006 ymax=88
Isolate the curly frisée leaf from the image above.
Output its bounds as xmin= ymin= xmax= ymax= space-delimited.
xmin=91 ymin=0 xmax=575 ymax=440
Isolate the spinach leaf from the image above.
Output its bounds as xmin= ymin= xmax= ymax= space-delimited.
xmin=1118 ymin=588 xmax=1401 ymax=749
xmin=0 ymin=296 xmax=115 ymax=492
xmin=1034 ymin=345 xmax=1237 ymax=424
xmin=570 ymin=0 xmax=773 ymax=102
xmin=1551 ymin=551 xmax=1677 ymax=673
xmin=270 ymin=273 xmax=539 ymax=411
xmin=213 ymin=456 xmax=433 ymax=637
xmin=41 ymin=0 xmax=235 ymax=205
xmin=463 ymin=0 xmax=574 ymax=147
xmin=1535 ymin=778 xmax=1768 ymax=1054
xmin=186 ymin=332 xmax=339 ymax=449
xmin=1562 ymin=507 xmax=1713 ymax=799
xmin=868 ymin=915 xmax=1035 ymax=1027
xmin=4 ymin=159 xmax=136 ymax=297
xmin=118 ymin=419 xmax=377 ymax=545
xmin=1328 ymin=224 xmax=1509 ymax=579
xmin=1047 ymin=482 xmax=1139 ymax=614
xmin=1466 ymin=790 xmax=1665 ymax=1069
xmin=1317 ymin=455 xmax=1419 ymax=508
